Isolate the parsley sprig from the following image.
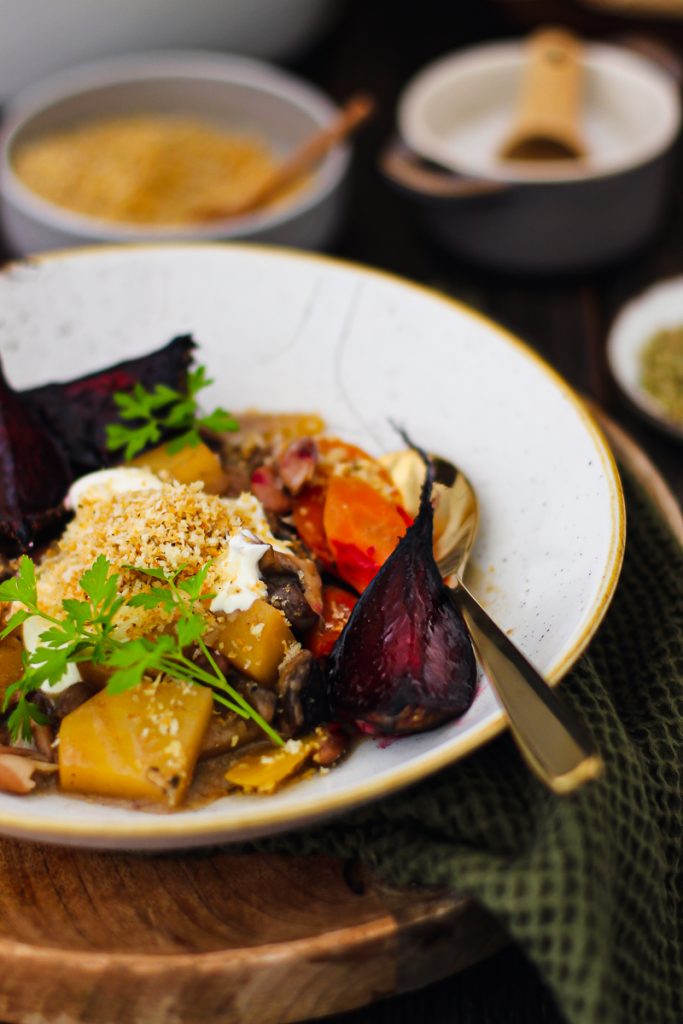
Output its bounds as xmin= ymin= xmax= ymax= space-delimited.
xmin=0 ymin=555 xmax=282 ymax=746
xmin=105 ymin=365 xmax=239 ymax=461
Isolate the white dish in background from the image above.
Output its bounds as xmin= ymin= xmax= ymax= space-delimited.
xmin=0 ymin=52 xmax=349 ymax=255
xmin=0 ymin=0 xmax=340 ymax=100
xmin=399 ymin=40 xmax=680 ymax=183
xmin=0 ymin=244 xmax=624 ymax=849
xmin=608 ymin=276 xmax=683 ymax=441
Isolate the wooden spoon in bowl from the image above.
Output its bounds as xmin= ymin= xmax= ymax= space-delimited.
xmin=499 ymin=27 xmax=587 ymax=162
xmin=191 ymin=93 xmax=374 ymax=221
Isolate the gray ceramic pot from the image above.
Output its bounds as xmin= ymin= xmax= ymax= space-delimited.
xmin=381 ymin=140 xmax=677 ymax=275
xmin=384 ymin=38 xmax=682 ymax=275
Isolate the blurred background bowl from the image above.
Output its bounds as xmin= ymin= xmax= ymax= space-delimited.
xmin=0 ymin=52 xmax=351 ymax=255
xmin=607 ymin=275 xmax=683 ymax=441
xmin=383 ymin=38 xmax=680 ymax=274
xmin=0 ymin=0 xmax=341 ymax=100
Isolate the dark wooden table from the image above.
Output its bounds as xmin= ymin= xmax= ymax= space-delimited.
xmin=291 ymin=1 xmax=683 ymax=1021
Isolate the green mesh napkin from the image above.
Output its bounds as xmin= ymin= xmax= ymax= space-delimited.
xmin=262 ymin=467 xmax=683 ymax=1024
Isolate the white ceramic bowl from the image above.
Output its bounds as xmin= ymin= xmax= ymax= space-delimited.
xmin=388 ymin=40 xmax=681 ymax=273
xmin=607 ymin=276 xmax=683 ymax=441
xmin=0 ymin=243 xmax=624 ymax=849
xmin=0 ymin=52 xmax=350 ymax=255
xmin=0 ymin=0 xmax=340 ymax=100
xmin=399 ymin=40 xmax=680 ymax=183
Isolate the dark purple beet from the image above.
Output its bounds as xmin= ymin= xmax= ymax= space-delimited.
xmin=327 ymin=456 xmax=476 ymax=734
xmin=23 ymin=335 xmax=195 ymax=476
xmin=0 ymin=361 xmax=71 ymax=555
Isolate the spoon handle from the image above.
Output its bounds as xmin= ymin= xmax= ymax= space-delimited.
xmin=452 ymin=581 xmax=603 ymax=794
xmin=499 ymin=27 xmax=586 ymax=161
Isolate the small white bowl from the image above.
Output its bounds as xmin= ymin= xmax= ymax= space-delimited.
xmin=607 ymin=276 xmax=683 ymax=441
xmin=0 ymin=52 xmax=350 ymax=255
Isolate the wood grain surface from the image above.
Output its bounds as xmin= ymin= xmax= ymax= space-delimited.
xmin=0 ymin=846 xmax=505 ymax=1024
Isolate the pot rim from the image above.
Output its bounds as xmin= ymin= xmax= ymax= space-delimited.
xmin=399 ymin=39 xmax=681 ymax=186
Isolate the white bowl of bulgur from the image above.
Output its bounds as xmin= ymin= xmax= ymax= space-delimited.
xmin=0 ymin=51 xmax=350 ymax=255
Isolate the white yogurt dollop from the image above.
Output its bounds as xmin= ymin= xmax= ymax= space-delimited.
xmin=67 ymin=467 xmax=163 ymax=508
xmin=22 ymin=615 xmax=82 ymax=694
xmin=210 ymin=532 xmax=270 ymax=615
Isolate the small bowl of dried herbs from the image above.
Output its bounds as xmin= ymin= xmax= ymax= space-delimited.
xmin=608 ymin=276 xmax=683 ymax=441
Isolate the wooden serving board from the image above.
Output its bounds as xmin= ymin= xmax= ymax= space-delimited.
xmin=0 ymin=408 xmax=678 ymax=1024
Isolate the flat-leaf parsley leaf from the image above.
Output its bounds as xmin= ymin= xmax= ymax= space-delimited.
xmin=105 ymin=365 xmax=238 ymax=460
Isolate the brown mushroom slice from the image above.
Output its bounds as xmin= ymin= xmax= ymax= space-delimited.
xmin=275 ymin=649 xmax=328 ymax=737
xmin=30 ymin=720 xmax=55 ymax=762
xmin=259 ymin=546 xmax=323 ymax=618
xmin=198 ymin=712 xmax=262 ymax=761
xmin=0 ymin=752 xmax=58 ymax=794
xmin=265 ymin=574 xmax=318 ymax=633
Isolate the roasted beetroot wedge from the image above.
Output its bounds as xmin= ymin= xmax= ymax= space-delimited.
xmin=0 ymin=360 xmax=71 ymax=555
xmin=327 ymin=454 xmax=476 ymax=734
xmin=24 ymin=335 xmax=195 ymax=475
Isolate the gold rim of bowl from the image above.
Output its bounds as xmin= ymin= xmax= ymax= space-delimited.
xmin=0 ymin=242 xmax=626 ymax=841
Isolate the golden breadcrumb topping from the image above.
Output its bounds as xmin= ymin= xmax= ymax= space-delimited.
xmin=36 ymin=481 xmax=284 ymax=639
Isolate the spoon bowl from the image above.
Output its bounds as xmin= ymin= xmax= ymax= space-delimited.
xmin=383 ymin=448 xmax=604 ymax=795
xmin=380 ymin=448 xmax=478 ymax=576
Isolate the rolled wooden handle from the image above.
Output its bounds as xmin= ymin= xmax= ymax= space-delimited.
xmin=500 ymin=27 xmax=586 ymax=161
xmin=193 ymin=94 xmax=374 ymax=221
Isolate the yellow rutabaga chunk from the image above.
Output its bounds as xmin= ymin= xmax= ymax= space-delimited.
xmin=132 ymin=441 xmax=227 ymax=493
xmin=58 ymin=680 xmax=213 ymax=805
xmin=213 ymin=599 xmax=295 ymax=688
xmin=225 ymin=735 xmax=320 ymax=795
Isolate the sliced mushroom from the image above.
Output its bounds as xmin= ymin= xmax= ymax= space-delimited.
xmin=276 ymin=649 xmax=328 ymax=737
xmin=265 ymin=575 xmax=318 ymax=633
xmin=28 ymin=679 xmax=101 ymax=728
xmin=219 ymin=459 xmax=253 ymax=498
xmin=54 ymin=681 xmax=95 ymax=719
xmin=199 ymin=712 xmax=261 ymax=761
xmin=265 ymin=511 xmax=300 ymax=544
xmin=30 ymin=720 xmax=55 ymax=762
xmin=259 ymin=546 xmax=323 ymax=619
xmin=0 ymin=752 xmax=57 ymax=794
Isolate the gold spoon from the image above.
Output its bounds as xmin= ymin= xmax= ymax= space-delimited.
xmin=381 ymin=449 xmax=603 ymax=795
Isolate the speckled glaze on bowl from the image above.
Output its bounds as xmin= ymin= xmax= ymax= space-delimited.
xmin=0 ymin=244 xmax=624 ymax=849
xmin=0 ymin=52 xmax=350 ymax=255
